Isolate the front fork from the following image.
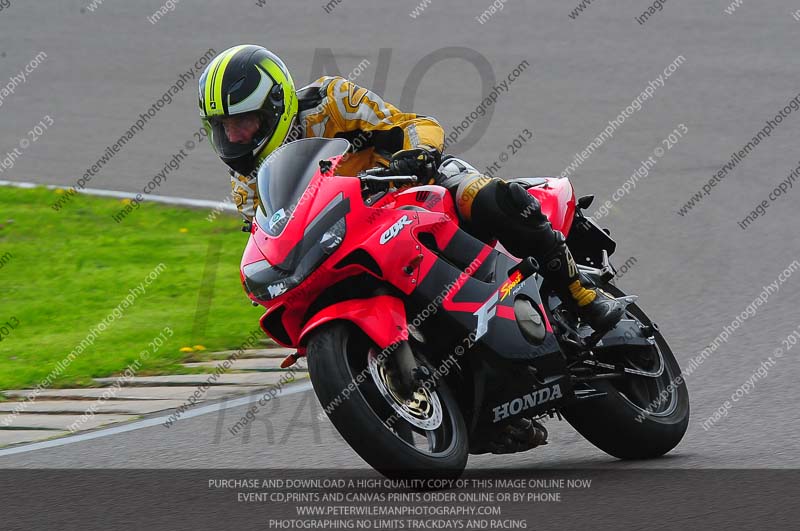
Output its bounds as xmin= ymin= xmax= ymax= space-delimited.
xmin=391 ymin=340 xmax=419 ymax=394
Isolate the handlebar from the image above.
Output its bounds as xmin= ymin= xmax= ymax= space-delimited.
xmin=362 ymin=166 xmax=394 ymax=178
xmin=359 ymin=166 xmax=418 ymax=185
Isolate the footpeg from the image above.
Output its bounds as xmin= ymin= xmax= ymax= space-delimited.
xmin=599 ymin=249 xmax=615 ymax=282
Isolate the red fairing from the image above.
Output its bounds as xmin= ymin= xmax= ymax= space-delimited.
xmin=390 ymin=185 xmax=460 ymax=222
xmin=378 ymin=185 xmax=463 ymax=284
xmin=242 ymin=152 xmax=454 ymax=348
xmin=242 ymin=141 xmax=569 ymax=350
xmin=528 ymin=178 xmax=576 ymax=236
xmin=240 ymin=233 xmax=266 ymax=283
xmin=298 ymin=295 xmax=408 ymax=349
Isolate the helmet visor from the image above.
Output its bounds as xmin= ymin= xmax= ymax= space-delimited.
xmin=202 ymin=111 xmax=277 ymax=161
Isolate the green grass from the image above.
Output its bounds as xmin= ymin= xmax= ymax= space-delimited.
xmin=0 ymin=186 xmax=267 ymax=391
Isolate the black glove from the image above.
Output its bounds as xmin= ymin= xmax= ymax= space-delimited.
xmin=389 ymin=145 xmax=442 ymax=182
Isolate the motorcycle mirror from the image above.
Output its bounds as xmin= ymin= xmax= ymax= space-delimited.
xmin=577 ymin=195 xmax=595 ymax=210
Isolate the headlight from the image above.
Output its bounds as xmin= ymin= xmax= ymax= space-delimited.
xmin=243 ymin=259 xmax=297 ymax=301
xmin=243 ymin=214 xmax=347 ymax=301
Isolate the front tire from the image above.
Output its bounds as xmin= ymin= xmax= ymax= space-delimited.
xmin=562 ymin=283 xmax=690 ymax=459
xmin=306 ymin=322 xmax=469 ymax=479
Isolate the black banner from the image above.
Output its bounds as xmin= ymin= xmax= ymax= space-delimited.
xmin=2 ymin=469 xmax=799 ymax=530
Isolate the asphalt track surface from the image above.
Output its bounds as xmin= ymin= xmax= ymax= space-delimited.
xmin=2 ymin=0 xmax=800 ymax=528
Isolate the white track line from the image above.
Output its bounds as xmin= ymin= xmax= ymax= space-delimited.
xmin=0 ymin=382 xmax=313 ymax=457
xmin=0 ymin=179 xmax=237 ymax=212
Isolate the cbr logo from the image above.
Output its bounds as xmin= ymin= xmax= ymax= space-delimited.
xmin=492 ymin=384 xmax=563 ymax=423
xmin=379 ymin=215 xmax=413 ymax=244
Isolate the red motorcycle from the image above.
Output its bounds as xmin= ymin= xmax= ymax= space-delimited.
xmin=240 ymin=137 xmax=689 ymax=478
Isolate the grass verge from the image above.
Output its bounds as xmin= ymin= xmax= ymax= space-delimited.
xmin=0 ymin=186 xmax=266 ymax=391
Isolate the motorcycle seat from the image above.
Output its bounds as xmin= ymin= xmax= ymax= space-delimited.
xmin=506 ymin=177 xmax=549 ymax=188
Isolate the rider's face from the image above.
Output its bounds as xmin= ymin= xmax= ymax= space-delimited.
xmin=221 ymin=113 xmax=261 ymax=144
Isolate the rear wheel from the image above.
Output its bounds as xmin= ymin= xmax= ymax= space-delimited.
xmin=562 ymin=282 xmax=690 ymax=459
xmin=307 ymin=322 xmax=468 ymax=479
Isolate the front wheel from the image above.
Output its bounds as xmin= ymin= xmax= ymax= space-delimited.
xmin=562 ymin=282 xmax=690 ymax=459
xmin=307 ymin=322 xmax=468 ymax=479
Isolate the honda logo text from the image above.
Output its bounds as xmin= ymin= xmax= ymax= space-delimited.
xmin=492 ymin=384 xmax=563 ymax=423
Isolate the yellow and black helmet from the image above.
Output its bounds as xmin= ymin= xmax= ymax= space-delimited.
xmin=199 ymin=45 xmax=298 ymax=175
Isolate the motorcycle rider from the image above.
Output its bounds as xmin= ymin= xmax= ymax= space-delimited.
xmin=199 ymin=45 xmax=625 ymax=335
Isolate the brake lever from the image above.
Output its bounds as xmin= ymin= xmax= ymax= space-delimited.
xmin=360 ymin=174 xmax=418 ymax=184
xmin=360 ymin=172 xmax=419 ymax=198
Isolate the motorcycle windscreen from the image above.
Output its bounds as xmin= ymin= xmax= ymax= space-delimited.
xmin=256 ymin=137 xmax=351 ymax=237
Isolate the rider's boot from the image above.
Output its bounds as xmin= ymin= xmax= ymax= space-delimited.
xmin=540 ymin=233 xmax=626 ymax=331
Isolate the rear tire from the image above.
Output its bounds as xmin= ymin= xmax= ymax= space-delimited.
xmin=307 ymin=322 xmax=469 ymax=479
xmin=562 ymin=283 xmax=690 ymax=459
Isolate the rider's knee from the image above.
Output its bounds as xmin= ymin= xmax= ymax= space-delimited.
xmin=457 ymin=176 xmax=546 ymax=226
xmin=462 ymin=176 xmax=559 ymax=257
xmin=454 ymin=172 xmax=496 ymax=222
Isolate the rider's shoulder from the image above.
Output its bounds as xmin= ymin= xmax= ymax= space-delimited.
xmin=298 ymin=76 xmax=346 ymax=95
xmin=297 ymin=76 xmax=342 ymax=111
